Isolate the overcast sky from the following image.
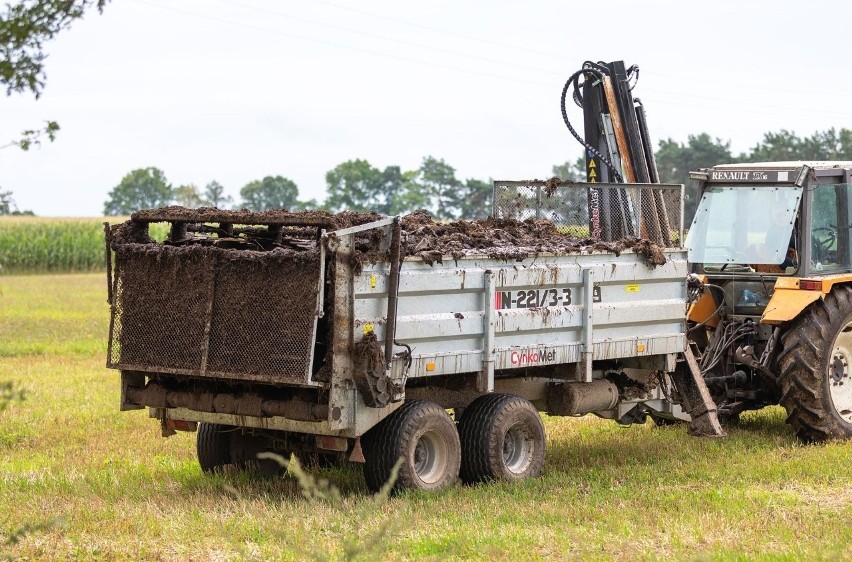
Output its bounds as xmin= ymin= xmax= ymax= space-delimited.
xmin=2 ymin=0 xmax=851 ymax=216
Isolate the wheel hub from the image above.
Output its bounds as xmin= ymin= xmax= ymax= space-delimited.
xmin=830 ymin=325 xmax=852 ymax=421
xmin=502 ymin=423 xmax=534 ymax=474
xmin=413 ymin=430 xmax=448 ymax=484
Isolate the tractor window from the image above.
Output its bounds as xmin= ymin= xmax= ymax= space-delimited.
xmin=810 ymin=183 xmax=852 ymax=272
xmin=686 ymin=185 xmax=802 ymax=272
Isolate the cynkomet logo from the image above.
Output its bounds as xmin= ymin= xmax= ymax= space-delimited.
xmin=510 ymin=348 xmax=556 ymax=365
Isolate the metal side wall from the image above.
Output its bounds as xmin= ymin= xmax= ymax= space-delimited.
xmin=354 ymin=250 xmax=688 ymax=380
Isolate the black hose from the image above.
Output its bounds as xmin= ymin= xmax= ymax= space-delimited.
xmin=559 ymin=67 xmax=623 ymax=183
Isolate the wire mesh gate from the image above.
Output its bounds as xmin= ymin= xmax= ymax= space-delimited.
xmin=492 ymin=180 xmax=684 ymax=247
xmin=107 ymin=245 xmax=324 ymax=385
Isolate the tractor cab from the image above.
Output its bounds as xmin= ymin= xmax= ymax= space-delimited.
xmin=686 ymin=162 xmax=852 ymax=314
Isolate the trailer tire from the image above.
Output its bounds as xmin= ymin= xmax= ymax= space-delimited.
xmin=778 ymin=285 xmax=852 ymax=442
xmin=362 ymin=400 xmax=460 ymax=493
xmin=197 ymin=423 xmax=233 ymax=473
xmin=458 ymin=394 xmax=546 ymax=484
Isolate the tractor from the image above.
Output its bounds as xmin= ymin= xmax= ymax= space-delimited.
xmin=685 ymin=161 xmax=852 ymax=441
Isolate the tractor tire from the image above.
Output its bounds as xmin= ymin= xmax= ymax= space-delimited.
xmin=458 ymin=394 xmax=546 ymax=484
xmin=197 ymin=423 xmax=233 ymax=473
xmin=362 ymin=400 xmax=460 ymax=493
xmin=777 ymin=285 xmax=852 ymax=442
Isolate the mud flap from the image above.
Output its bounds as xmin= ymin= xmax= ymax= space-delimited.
xmin=670 ymin=347 xmax=727 ymax=437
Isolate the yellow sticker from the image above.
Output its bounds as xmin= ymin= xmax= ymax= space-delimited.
xmin=589 ymin=160 xmax=597 ymax=168
xmin=425 ymin=361 xmax=436 ymax=372
xmin=626 ymin=284 xmax=640 ymax=293
xmin=363 ymin=323 xmax=374 ymax=335
xmin=370 ymin=275 xmax=377 ymax=289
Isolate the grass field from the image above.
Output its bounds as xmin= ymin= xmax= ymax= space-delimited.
xmin=2 ymin=274 xmax=852 ymax=560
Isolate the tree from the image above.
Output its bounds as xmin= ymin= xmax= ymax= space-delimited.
xmin=103 ymin=167 xmax=173 ymax=215
xmin=386 ymin=168 xmax=428 ymax=215
xmin=552 ymin=157 xmax=586 ymax=182
xmin=458 ymin=178 xmax=492 ymax=219
xmin=1 ymin=1 xmax=109 ymax=147
xmin=656 ymin=134 xmax=736 ymax=223
xmin=0 ymin=190 xmax=34 ymax=215
xmin=0 ymin=190 xmax=13 ymax=214
xmin=748 ymin=128 xmax=852 ymax=162
xmin=174 ymin=184 xmax=203 ymax=208
xmin=418 ymin=156 xmax=463 ymax=220
xmin=375 ymin=165 xmax=403 ymax=215
xmin=324 ymin=159 xmax=384 ymax=213
xmin=239 ymin=175 xmax=300 ymax=211
xmin=202 ymin=180 xmax=232 ymax=209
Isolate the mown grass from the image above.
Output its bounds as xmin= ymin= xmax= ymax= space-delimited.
xmin=2 ymin=274 xmax=852 ymax=560
xmin=0 ymin=217 xmax=169 ymax=275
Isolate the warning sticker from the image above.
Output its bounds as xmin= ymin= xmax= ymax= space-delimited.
xmin=626 ymin=284 xmax=640 ymax=293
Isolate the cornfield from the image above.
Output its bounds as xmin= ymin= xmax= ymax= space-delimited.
xmin=0 ymin=217 xmax=168 ymax=274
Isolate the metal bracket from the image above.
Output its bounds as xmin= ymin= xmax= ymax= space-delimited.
xmin=582 ymin=267 xmax=594 ymax=382
xmin=479 ymin=270 xmax=496 ymax=393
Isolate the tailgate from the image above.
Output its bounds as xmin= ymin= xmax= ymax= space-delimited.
xmin=107 ymin=211 xmax=326 ymax=385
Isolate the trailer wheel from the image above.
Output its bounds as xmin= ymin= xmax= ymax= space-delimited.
xmin=778 ymin=285 xmax=852 ymax=442
xmin=458 ymin=394 xmax=545 ymax=484
xmin=362 ymin=400 xmax=460 ymax=493
xmin=197 ymin=423 xmax=233 ymax=473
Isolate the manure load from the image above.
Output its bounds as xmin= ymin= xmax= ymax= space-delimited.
xmin=107 ymin=182 xmax=722 ymax=492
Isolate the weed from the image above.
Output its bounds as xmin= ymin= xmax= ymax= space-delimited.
xmin=1 ymin=519 xmax=67 ymax=561
xmin=0 ymin=381 xmax=25 ymax=412
xmin=251 ymin=452 xmax=402 ymax=561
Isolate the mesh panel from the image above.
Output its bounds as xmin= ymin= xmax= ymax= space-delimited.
xmin=108 ymin=245 xmax=321 ymax=385
xmin=492 ymin=181 xmax=683 ymax=247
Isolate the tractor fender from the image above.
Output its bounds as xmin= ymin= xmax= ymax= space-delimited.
xmin=762 ymin=274 xmax=852 ymax=325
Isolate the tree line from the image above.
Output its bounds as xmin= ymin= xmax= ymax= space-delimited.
xmin=5 ymin=127 xmax=850 ymax=220
xmin=101 ymin=156 xmax=494 ymax=219
xmin=550 ymin=127 xmax=852 ymax=223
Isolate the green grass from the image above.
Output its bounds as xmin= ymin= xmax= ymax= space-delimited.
xmin=0 ymin=217 xmax=169 ymax=275
xmin=2 ymin=274 xmax=852 ymax=560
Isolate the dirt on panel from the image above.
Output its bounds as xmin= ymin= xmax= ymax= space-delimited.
xmin=107 ymin=206 xmax=668 ymax=381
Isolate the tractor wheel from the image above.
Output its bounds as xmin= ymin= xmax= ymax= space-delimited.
xmin=197 ymin=423 xmax=233 ymax=473
xmin=362 ymin=400 xmax=460 ymax=493
xmin=458 ymin=394 xmax=546 ymax=484
xmin=777 ymin=285 xmax=852 ymax=442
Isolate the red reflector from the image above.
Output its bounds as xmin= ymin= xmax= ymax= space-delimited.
xmin=317 ymin=435 xmax=349 ymax=452
xmin=165 ymin=419 xmax=197 ymax=432
xmin=799 ymin=280 xmax=822 ymax=291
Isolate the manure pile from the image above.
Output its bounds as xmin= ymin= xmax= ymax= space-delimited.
xmin=109 ymin=206 xmax=667 ymax=267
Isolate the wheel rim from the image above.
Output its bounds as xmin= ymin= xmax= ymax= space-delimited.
xmin=502 ymin=422 xmax=535 ymax=475
xmin=413 ymin=429 xmax=448 ymax=484
xmin=830 ymin=323 xmax=852 ymax=423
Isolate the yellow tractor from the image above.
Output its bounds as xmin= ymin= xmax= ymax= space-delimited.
xmin=685 ymin=161 xmax=852 ymax=440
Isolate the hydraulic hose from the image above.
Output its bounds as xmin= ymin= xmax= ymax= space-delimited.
xmin=559 ymin=65 xmax=624 ymax=183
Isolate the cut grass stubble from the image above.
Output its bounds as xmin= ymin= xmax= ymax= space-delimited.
xmin=2 ymin=274 xmax=852 ymax=560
